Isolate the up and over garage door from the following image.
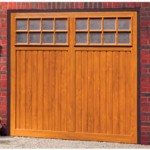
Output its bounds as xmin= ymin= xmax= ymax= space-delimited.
xmin=10 ymin=11 xmax=137 ymax=143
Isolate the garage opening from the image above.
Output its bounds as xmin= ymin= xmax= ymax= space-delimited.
xmin=10 ymin=11 xmax=137 ymax=143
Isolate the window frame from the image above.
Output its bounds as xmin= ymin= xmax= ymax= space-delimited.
xmin=15 ymin=17 xmax=69 ymax=46
xmin=75 ymin=16 xmax=132 ymax=47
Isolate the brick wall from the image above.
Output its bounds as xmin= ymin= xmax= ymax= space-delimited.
xmin=0 ymin=2 xmax=150 ymax=144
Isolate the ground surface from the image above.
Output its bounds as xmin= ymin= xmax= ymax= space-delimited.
xmin=0 ymin=136 xmax=150 ymax=148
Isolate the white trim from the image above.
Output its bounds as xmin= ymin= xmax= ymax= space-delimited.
xmin=0 ymin=0 xmax=150 ymax=2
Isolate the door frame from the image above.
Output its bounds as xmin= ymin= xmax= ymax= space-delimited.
xmin=7 ymin=7 xmax=141 ymax=143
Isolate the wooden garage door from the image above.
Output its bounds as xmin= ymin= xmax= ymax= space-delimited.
xmin=10 ymin=12 xmax=137 ymax=143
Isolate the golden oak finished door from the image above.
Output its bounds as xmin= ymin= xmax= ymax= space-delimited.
xmin=10 ymin=11 xmax=137 ymax=143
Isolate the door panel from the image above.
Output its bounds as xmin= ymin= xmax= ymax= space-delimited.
xmin=11 ymin=12 xmax=137 ymax=143
xmin=15 ymin=50 xmax=69 ymax=132
xmin=75 ymin=50 xmax=134 ymax=135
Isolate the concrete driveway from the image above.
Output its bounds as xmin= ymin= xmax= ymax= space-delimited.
xmin=0 ymin=136 xmax=150 ymax=148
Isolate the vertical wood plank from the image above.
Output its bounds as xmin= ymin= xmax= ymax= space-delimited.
xmin=93 ymin=52 xmax=100 ymax=133
xmin=87 ymin=52 xmax=94 ymax=133
xmin=31 ymin=51 xmax=38 ymax=130
xmin=55 ymin=51 xmax=61 ymax=131
xmin=112 ymin=52 xmax=119 ymax=134
xmin=125 ymin=52 xmax=131 ymax=135
xmin=119 ymin=52 xmax=126 ymax=135
xmin=25 ymin=51 xmax=32 ymax=129
xmin=37 ymin=51 xmax=43 ymax=130
xmin=49 ymin=51 xmax=55 ymax=131
xmin=16 ymin=51 xmax=20 ymax=129
xmin=20 ymin=51 xmax=26 ymax=129
xmin=82 ymin=51 xmax=88 ymax=132
xmin=48 ymin=51 xmax=51 ymax=131
xmin=76 ymin=51 xmax=82 ymax=132
xmin=59 ymin=51 xmax=62 ymax=131
xmin=106 ymin=52 xmax=113 ymax=134
xmin=100 ymin=52 xmax=106 ymax=133
xmin=43 ymin=51 xmax=49 ymax=130
xmin=61 ymin=51 xmax=67 ymax=131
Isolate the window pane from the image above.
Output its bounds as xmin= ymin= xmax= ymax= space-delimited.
xmin=90 ymin=19 xmax=101 ymax=30
xmin=118 ymin=18 xmax=130 ymax=30
xmin=56 ymin=33 xmax=67 ymax=44
xmin=104 ymin=19 xmax=116 ymax=30
xmin=16 ymin=20 xmax=27 ymax=30
xmin=42 ymin=19 xmax=53 ymax=30
xmin=104 ymin=33 xmax=115 ymax=43
xmin=29 ymin=19 xmax=40 ymax=30
xmin=76 ymin=19 xmax=87 ymax=30
xmin=76 ymin=33 xmax=87 ymax=44
xmin=56 ymin=19 xmax=67 ymax=30
xmin=16 ymin=33 xmax=27 ymax=43
xmin=118 ymin=33 xmax=130 ymax=44
xmin=42 ymin=33 xmax=53 ymax=44
xmin=30 ymin=33 xmax=40 ymax=43
xmin=90 ymin=33 xmax=101 ymax=43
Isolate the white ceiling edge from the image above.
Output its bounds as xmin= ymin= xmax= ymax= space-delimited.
xmin=0 ymin=0 xmax=150 ymax=2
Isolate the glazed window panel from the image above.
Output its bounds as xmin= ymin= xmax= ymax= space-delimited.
xmin=90 ymin=32 xmax=101 ymax=44
xmin=104 ymin=19 xmax=116 ymax=30
xmin=75 ymin=17 xmax=132 ymax=46
xmin=29 ymin=33 xmax=40 ymax=43
xmin=118 ymin=18 xmax=130 ymax=30
xmin=15 ymin=16 xmax=132 ymax=46
xmin=56 ymin=33 xmax=67 ymax=44
xmin=29 ymin=19 xmax=40 ymax=30
xmin=42 ymin=19 xmax=54 ymax=30
xmin=16 ymin=19 xmax=27 ymax=30
xmin=76 ymin=33 xmax=88 ymax=44
xmin=42 ymin=33 xmax=54 ymax=44
xmin=104 ymin=33 xmax=116 ymax=44
xmin=76 ymin=19 xmax=88 ymax=30
xmin=90 ymin=19 xmax=101 ymax=30
xmin=15 ymin=18 xmax=68 ymax=45
xmin=118 ymin=33 xmax=130 ymax=44
xmin=16 ymin=33 xmax=27 ymax=43
xmin=56 ymin=19 xmax=67 ymax=30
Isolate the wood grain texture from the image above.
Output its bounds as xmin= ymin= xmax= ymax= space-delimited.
xmin=20 ymin=51 xmax=26 ymax=129
xmin=87 ymin=52 xmax=94 ymax=133
xmin=11 ymin=12 xmax=137 ymax=143
xmin=55 ymin=51 xmax=61 ymax=131
xmin=125 ymin=52 xmax=131 ymax=135
xmin=93 ymin=52 xmax=100 ymax=133
xmin=106 ymin=52 xmax=113 ymax=134
xmin=61 ymin=52 xmax=67 ymax=131
xmin=81 ymin=51 xmax=88 ymax=132
xmin=49 ymin=51 xmax=56 ymax=131
xmin=100 ymin=52 xmax=107 ymax=133
xmin=43 ymin=51 xmax=50 ymax=130
xmin=25 ymin=51 xmax=32 ymax=129
xmin=10 ymin=13 xmax=16 ymax=134
xmin=112 ymin=52 xmax=119 ymax=134
xmin=119 ymin=52 xmax=126 ymax=135
xmin=16 ymin=51 xmax=20 ymax=129
xmin=37 ymin=51 xmax=44 ymax=130
xmin=76 ymin=51 xmax=82 ymax=132
xmin=67 ymin=17 xmax=76 ymax=132
xmin=31 ymin=51 xmax=38 ymax=130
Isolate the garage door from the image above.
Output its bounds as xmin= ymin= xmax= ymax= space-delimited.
xmin=10 ymin=12 xmax=137 ymax=143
